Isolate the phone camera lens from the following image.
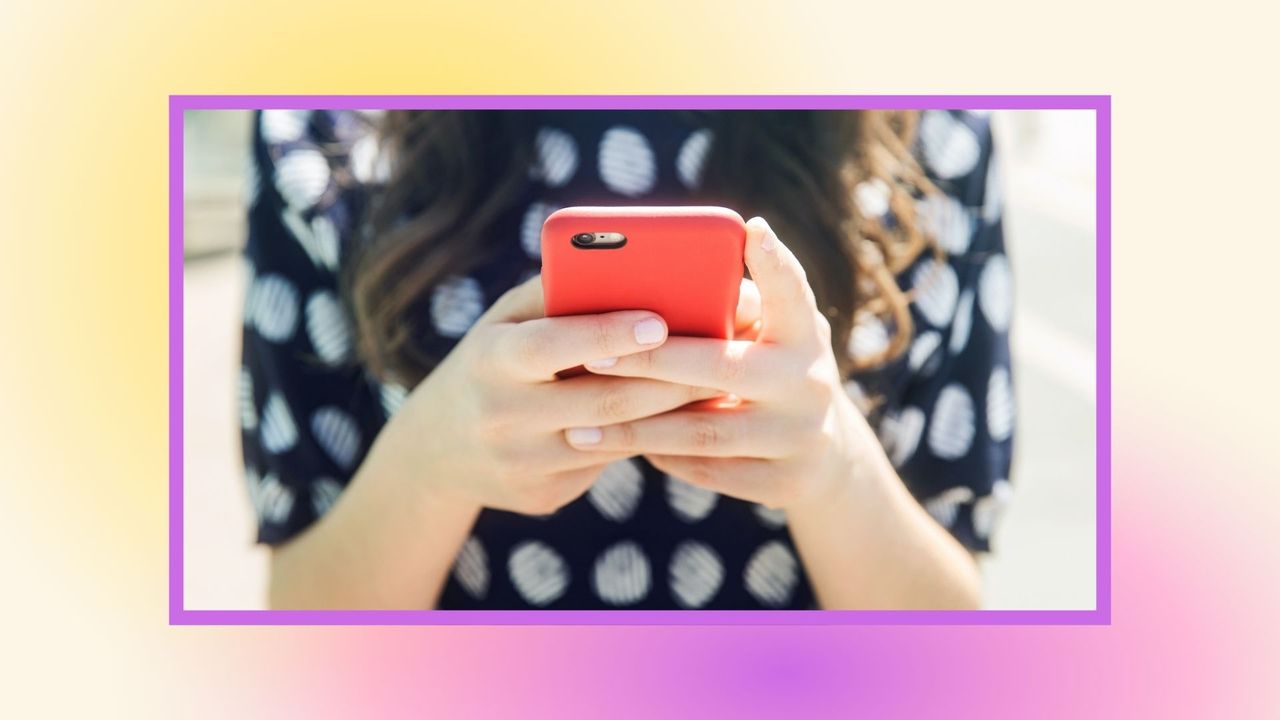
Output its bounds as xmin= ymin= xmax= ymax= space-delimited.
xmin=573 ymin=233 xmax=595 ymax=244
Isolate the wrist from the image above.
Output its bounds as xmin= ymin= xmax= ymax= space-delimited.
xmin=788 ymin=397 xmax=888 ymax=516
xmin=367 ymin=408 xmax=483 ymax=520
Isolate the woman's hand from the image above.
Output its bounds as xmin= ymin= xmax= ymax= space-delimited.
xmin=565 ymin=217 xmax=877 ymax=512
xmin=386 ymin=277 xmax=722 ymax=516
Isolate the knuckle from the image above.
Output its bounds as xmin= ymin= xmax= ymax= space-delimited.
xmin=595 ymin=385 xmax=632 ymax=422
xmin=614 ymin=421 xmax=637 ymax=450
xmin=633 ymin=347 xmax=657 ymax=371
xmin=589 ymin=316 xmax=617 ymax=357
xmin=514 ymin=326 xmax=552 ymax=369
xmin=690 ymin=417 xmax=722 ymax=450
xmin=812 ymin=311 xmax=833 ymax=343
xmin=714 ymin=350 xmax=747 ymax=386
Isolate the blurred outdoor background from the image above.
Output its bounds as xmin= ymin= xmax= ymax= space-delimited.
xmin=182 ymin=110 xmax=1097 ymax=610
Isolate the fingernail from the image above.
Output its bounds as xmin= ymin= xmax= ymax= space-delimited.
xmin=567 ymin=427 xmax=603 ymax=446
xmin=760 ymin=226 xmax=778 ymax=253
xmin=749 ymin=217 xmax=777 ymax=253
xmin=633 ymin=318 xmax=666 ymax=345
xmin=586 ymin=357 xmax=618 ymax=369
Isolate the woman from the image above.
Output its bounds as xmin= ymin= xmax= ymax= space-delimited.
xmin=240 ymin=108 xmax=1014 ymax=609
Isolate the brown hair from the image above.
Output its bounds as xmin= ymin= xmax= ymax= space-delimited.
xmin=345 ymin=111 xmax=937 ymax=387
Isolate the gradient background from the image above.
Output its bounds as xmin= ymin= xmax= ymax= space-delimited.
xmin=1 ymin=0 xmax=1276 ymax=717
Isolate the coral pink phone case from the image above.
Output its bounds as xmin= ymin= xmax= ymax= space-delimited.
xmin=541 ymin=206 xmax=746 ymax=339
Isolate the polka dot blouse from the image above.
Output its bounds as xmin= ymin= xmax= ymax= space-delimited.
xmin=240 ymin=109 xmax=1014 ymax=609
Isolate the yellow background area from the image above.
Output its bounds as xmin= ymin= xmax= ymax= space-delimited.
xmin=1 ymin=0 xmax=1277 ymax=716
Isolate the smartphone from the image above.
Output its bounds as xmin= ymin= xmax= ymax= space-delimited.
xmin=541 ymin=206 xmax=746 ymax=341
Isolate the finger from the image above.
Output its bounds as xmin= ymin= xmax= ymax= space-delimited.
xmin=546 ymin=448 xmax=640 ymax=474
xmin=734 ymin=278 xmax=762 ymax=339
xmin=744 ymin=217 xmax=823 ymax=345
xmin=583 ymin=335 xmax=778 ymax=398
xmin=481 ymin=274 xmax=545 ymax=324
xmin=495 ymin=311 xmax=669 ymax=381
xmin=543 ymin=375 xmax=723 ymax=428
xmin=565 ymin=408 xmax=788 ymax=458
xmin=644 ymin=453 xmax=778 ymax=505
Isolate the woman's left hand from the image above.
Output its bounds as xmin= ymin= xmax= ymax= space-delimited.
xmin=565 ymin=217 xmax=880 ymax=512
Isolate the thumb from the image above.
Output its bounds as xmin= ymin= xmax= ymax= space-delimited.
xmin=743 ymin=217 xmax=821 ymax=345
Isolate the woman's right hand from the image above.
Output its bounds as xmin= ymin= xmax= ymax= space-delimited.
xmin=384 ymin=276 xmax=720 ymax=516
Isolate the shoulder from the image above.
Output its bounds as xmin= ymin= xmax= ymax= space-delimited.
xmin=248 ymin=111 xmax=386 ymax=274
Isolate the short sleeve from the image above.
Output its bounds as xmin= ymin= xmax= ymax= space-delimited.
xmin=239 ymin=110 xmax=398 ymax=546
xmin=869 ymin=111 xmax=1015 ymax=552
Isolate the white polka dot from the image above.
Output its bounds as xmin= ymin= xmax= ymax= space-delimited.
xmin=349 ymin=133 xmax=390 ymax=184
xmin=744 ymin=541 xmax=800 ymax=608
xmin=274 ymin=148 xmax=331 ymax=210
xmin=259 ymin=392 xmax=298 ymax=454
xmin=588 ymin=460 xmax=644 ymax=523
xmin=310 ymin=407 xmax=361 ymax=471
xmin=676 ymin=128 xmax=713 ymax=189
xmin=281 ymin=209 xmax=340 ymax=272
xmin=508 ymin=541 xmax=570 ymax=606
xmin=878 ymin=406 xmax=926 ymax=467
xmin=592 ymin=541 xmax=652 ymax=606
xmin=978 ymin=254 xmax=1014 ymax=332
xmin=855 ymin=178 xmax=891 ymax=218
xmin=982 ymin=153 xmax=1003 ymax=223
xmin=949 ymin=290 xmax=975 ymax=355
xmin=910 ymin=258 xmax=959 ymax=329
xmin=380 ymin=382 xmax=409 ymax=419
xmin=305 ymin=291 xmax=353 ymax=365
xmin=973 ymin=480 xmax=1013 ymax=539
xmin=530 ymin=127 xmax=579 ymax=187
xmin=753 ymin=504 xmax=787 ymax=529
xmin=908 ymin=330 xmax=944 ymax=376
xmin=665 ymin=475 xmax=718 ymax=522
xmin=260 ymin=110 xmax=310 ymax=145
xmin=250 ymin=471 xmax=295 ymax=525
xmin=598 ymin=126 xmax=656 ymax=197
xmin=520 ymin=202 xmax=558 ymax=259
xmin=453 ymin=536 xmax=490 ymax=600
xmin=916 ymin=193 xmax=973 ymax=254
xmin=848 ymin=313 xmax=891 ymax=364
xmin=238 ymin=366 xmax=257 ymax=431
xmin=928 ymin=384 xmax=976 ymax=460
xmin=919 ymin=111 xmax=981 ymax=179
xmin=923 ymin=486 xmax=975 ymax=529
xmin=311 ymin=478 xmax=342 ymax=517
xmin=987 ymin=366 xmax=1015 ymax=442
xmin=430 ymin=275 xmax=485 ymax=338
xmin=669 ymin=541 xmax=724 ymax=608
xmin=309 ymin=214 xmax=341 ymax=271
xmin=247 ymin=274 xmax=300 ymax=343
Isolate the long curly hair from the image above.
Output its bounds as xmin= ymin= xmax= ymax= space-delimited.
xmin=344 ymin=110 xmax=938 ymax=387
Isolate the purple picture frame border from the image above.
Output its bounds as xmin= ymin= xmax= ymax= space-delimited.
xmin=169 ymin=94 xmax=1111 ymax=626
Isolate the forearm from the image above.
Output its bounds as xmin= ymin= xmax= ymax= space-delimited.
xmin=267 ymin=419 xmax=481 ymax=610
xmin=786 ymin=418 xmax=982 ymax=610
